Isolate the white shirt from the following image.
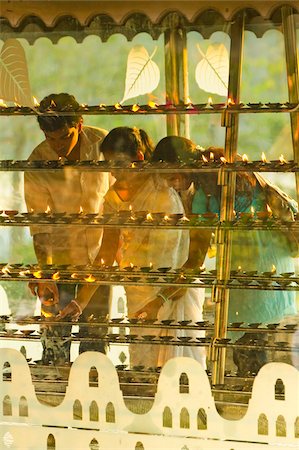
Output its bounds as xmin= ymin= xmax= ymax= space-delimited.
xmin=24 ymin=126 xmax=109 ymax=265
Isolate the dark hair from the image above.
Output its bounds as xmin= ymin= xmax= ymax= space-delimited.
xmin=37 ymin=93 xmax=82 ymax=131
xmin=152 ymin=136 xmax=198 ymax=163
xmin=100 ymin=127 xmax=153 ymax=160
xmin=197 ymin=147 xmax=256 ymax=206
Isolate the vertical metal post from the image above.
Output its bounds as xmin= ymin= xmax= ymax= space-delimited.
xmin=164 ymin=13 xmax=190 ymax=137
xmin=212 ymin=12 xmax=245 ymax=385
xmin=282 ymin=6 xmax=299 ymax=201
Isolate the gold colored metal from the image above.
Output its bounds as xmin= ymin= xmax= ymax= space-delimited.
xmin=282 ymin=5 xmax=299 ymax=201
xmin=164 ymin=13 xmax=190 ymax=136
xmin=212 ymin=12 xmax=245 ymax=385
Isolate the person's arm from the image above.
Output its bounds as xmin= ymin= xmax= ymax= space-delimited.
xmin=28 ymin=233 xmax=59 ymax=304
xmin=58 ymin=228 xmax=120 ymax=319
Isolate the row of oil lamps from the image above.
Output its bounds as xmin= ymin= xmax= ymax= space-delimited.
xmin=0 ymin=209 xmax=296 ymax=224
xmin=0 ymin=156 xmax=296 ymax=170
xmin=0 ymin=100 xmax=298 ymax=115
xmin=0 ymin=262 xmax=298 ymax=282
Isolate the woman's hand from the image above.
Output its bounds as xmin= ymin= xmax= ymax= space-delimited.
xmin=56 ymin=299 xmax=82 ymax=322
xmin=28 ymin=281 xmax=59 ymax=305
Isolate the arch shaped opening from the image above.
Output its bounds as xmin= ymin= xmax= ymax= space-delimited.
xmin=258 ymin=413 xmax=268 ymax=435
xmin=89 ymin=438 xmax=99 ymax=450
xmin=89 ymin=366 xmax=99 ymax=387
xmin=163 ymin=406 xmax=172 ymax=428
xmin=276 ymin=415 xmax=287 ymax=437
xmin=2 ymin=362 xmax=11 ymax=381
xmin=19 ymin=396 xmax=28 ymax=417
xmin=275 ymin=378 xmax=285 ymax=400
xmin=180 ymin=407 xmax=190 ymax=429
xmin=3 ymin=395 xmax=12 ymax=416
xmin=47 ymin=433 xmax=55 ymax=450
xmin=106 ymin=402 xmax=115 ymax=423
xmin=73 ymin=399 xmax=82 ymax=420
xmin=197 ymin=408 xmax=207 ymax=430
xmin=179 ymin=372 xmax=189 ymax=394
xmin=90 ymin=400 xmax=99 ymax=422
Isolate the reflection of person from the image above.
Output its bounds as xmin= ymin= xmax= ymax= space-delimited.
xmin=153 ymin=138 xmax=298 ymax=374
xmin=193 ymin=147 xmax=297 ymax=374
xmin=24 ymin=93 xmax=111 ymax=364
xmin=60 ymin=127 xmax=206 ymax=368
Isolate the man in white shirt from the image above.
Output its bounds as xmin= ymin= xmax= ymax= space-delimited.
xmin=24 ymin=93 xmax=110 ymax=364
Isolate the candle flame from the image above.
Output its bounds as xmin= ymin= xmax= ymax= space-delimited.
xmin=209 ymin=152 xmax=214 ymax=161
xmin=0 ymin=99 xmax=7 ymax=107
xmin=238 ymin=265 xmax=242 ymax=271
xmin=242 ymin=154 xmax=249 ymax=163
xmin=81 ymin=103 xmax=87 ymax=108
xmin=132 ymin=104 xmax=140 ymax=112
xmin=130 ymin=262 xmax=134 ymax=269
xmin=261 ymin=152 xmax=267 ymax=163
xmin=207 ymin=97 xmax=213 ymax=105
xmin=100 ymin=258 xmax=105 ymax=266
xmin=129 ymin=205 xmax=132 ymax=211
xmin=220 ymin=156 xmax=227 ymax=164
xmin=131 ymin=162 xmax=136 ymax=168
xmin=279 ymin=154 xmax=286 ymax=164
xmin=227 ymin=97 xmax=233 ymax=105
xmin=202 ymin=155 xmax=208 ymax=163
xmin=1 ymin=266 xmax=11 ymax=275
xmin=114 ymin=103 xmax=122 ymax=110
xmin=33 ymin=96 xmax=40 ymax=107
xmin=84 ymin=274 xmax=96 ymax=282
xmin=71 ymin=273 xmax=79 ymax=279
xmin=99 ymin=103 xmax=106 ymax=108
xmin=149 ymin=262 xmax=153 ymax=269
xmin=148 ymin=100 xmax=157 ymax=109
xmin=146 ymin=212 xmax=153 ymax=221
xmin=271 ymin=264 xmax=276 ymax=273
xmin=79 ymin=206 xmax=83 ymax=214
xmin=266 ymin=204 xmax=272 ymax=214
xmin=33 ymin=270 xmax=42 ymax=279
xmin=52 ymin=272 xmax=60 ymax=281
xmin=163 ymin=215 xmax=169 ymax=221
xmin=250 ymin=206 xmax=255 ymax=214
xmin=45 ymin=205 xmax=51 ymax=214
xmin=19 ymin=270 xmax=30 ymax=277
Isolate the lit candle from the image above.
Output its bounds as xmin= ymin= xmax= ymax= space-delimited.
xmin=202 ymin=155 xmax=208 ymax=163
xmin=79 ymin=206 xmax=83 ymax=214
xmin=148 ymin=101 xmax=158 ymax=109
xmin=33 ymin=97 xmax=40 ymax=107
xmin=0 ymin=99 xmax=7 ymax=108
xmin=71 ymin=273 xmax=79 ymax=279
xmin=45 ymin=205 xmax=51 ymax=214
xmin=84 ymin=274 xmax=96 ymax=282
xmin=33 ymin=270 xmax=43 ymax=279
xmin=206 ymin=97 xmax=213 ymax=108
xmin=279 ymin=154 xmax=286 ymax=164
xmin=242 ymin=154 xmax=249 ymax=164
xmin=52 ymin=272 xmax=60 ymax=281
xmin=114 ymin=103 xmax=122 ymax=110
xmin=220 ymin=156 xmax=227 ymax=164
xmin=131 ymin=162 xmax=137 ymax=168
xmin=209 ymin=152 xmax=214 ymax=161
xmin=146 ymin=212 xmax=154 ymax=222
xmin=261 ymin=152 xmax=267 ymax=163
xmin=132 ymin=104 xmax=140 ymax=112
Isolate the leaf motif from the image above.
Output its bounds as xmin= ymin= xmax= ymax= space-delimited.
xmin=195 ymin=44 xmax=229 ymax=97
xmin=0 ymin=39 xmax=34 ymax=107
xmin=121 ymin=46 xmax=160 ymax=104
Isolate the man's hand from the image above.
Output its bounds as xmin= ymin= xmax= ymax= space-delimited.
xmin=56 ymin=300 xmax=82 ymax=322
xmin=28 ymin=281 xmax=59 ymax=305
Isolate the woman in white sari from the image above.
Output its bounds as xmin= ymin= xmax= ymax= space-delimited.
xmin=60 ymin=128 xmax=206 ymax=368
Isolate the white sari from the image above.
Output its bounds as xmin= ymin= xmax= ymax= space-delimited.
xmin=104 ymin=176 xmax=206 ymax=368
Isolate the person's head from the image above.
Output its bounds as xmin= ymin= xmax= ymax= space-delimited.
xmin=100 ymin=127 xmax=153 ymax=185
xmin=37 ymin=93 xmax=83 ymax=157
xmin=100 ymin=126 xmax=153 ymax=162
xmin=152 ymin=136 xmax=198 ymax=191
